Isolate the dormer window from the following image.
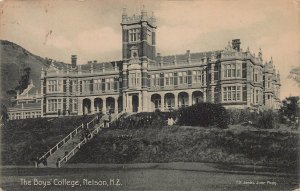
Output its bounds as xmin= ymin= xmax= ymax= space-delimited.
xmin=129 ymin=28 xmax=140 ymax=42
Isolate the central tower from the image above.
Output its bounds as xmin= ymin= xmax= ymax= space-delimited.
xmin=121 ymin=7 xmax=156 ymax=61
xmin=120 ymin=7 xmax=156 ymax=113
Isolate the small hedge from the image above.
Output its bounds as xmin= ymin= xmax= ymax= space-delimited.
xmin=177 ymin=103 xmax=229 ymax=128
xmin=257 ymin=110 xmax=279 ymax=129
xmin=227 ymin=108 xmax=280 ymax=129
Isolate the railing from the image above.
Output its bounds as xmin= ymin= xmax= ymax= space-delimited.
xmin=58 ymin=121 xmax=104 ymax=167
xmin=38 ymin=123 xmax=84 ymax=161
xmin=87 ymin=115 xmax=99 ymax=129
xmin=38 ymin=116 xmax=98 ymax=162
xmin=57 ymin=112 xmax=123 ymax=167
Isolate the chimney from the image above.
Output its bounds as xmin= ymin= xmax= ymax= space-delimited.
xmin=186 ymin=50 xmax=191 ymax=63
xmin=71 ymin=55 xmax=77 ymax=67
xmin=232 ymin=39 xmax=241 ymax=51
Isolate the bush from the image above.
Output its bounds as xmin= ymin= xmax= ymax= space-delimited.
xmin=256 ymin=110 xmax=279 ymax=129
xmin=177 ymin=103 xmax=229 ymax=128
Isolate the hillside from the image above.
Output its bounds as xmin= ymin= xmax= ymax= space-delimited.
xmin=1 ymin=115 xmax=95 ymax=165
xmin=0 ymin=40 xmax=68 ymax=105
xmin=69 ymin=113 xmax=298 ymax=173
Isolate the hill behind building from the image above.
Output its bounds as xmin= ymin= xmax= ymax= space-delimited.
xmin=0 ymin=40 xmax=68 ymax=105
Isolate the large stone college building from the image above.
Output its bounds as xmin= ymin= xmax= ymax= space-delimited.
xmin=8 ymin=8 xmax=281 ymax=120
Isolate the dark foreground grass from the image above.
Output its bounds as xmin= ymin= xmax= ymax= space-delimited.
xmin=69 ymin=126 xmax=299 ymax=174
xmin=0 ymin=166 xmax=298 ymax=191
xmin=1 ymin=115 xmax=95 ymax=165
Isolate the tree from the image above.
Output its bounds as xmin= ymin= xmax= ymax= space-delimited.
xmin=279 ymin=96 xmax=300 ymax=123
xmin=1 ymin=103 xmax=9 ymax=127
xmin=15 ymin=67 xmax=31 ymax=94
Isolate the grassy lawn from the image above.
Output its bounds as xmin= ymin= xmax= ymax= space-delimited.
xmin=1 ymin=115 xmax=95 ymax=165
xmin=0 ymin=166 xmax=298 ymax=191
xmin=69 ymin=124 xmax=298 ymax=174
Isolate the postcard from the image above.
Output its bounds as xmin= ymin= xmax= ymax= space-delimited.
xmin=0 ymin=0 xmax=299 ymax=190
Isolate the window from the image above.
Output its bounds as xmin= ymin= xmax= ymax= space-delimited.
xmin=242 ymin=62 xmax=247 ymax=78
xmin=237 ymin=64 xmax=241 ymax=77
xmin=48 ymin=99 xmax=58 ymax=112
xmin=254 ymin=68 xmax=259 ymax=82
xmin=129 ymin=73 xmax=140 ymax=87
xmin=165 ymin=74 xmax=169 ymax=86
xmin=106 ymin=79 xmax=110 ymax=91
xmin=237 ymin=87 xmax=241 ymax=101
xmin=224 ymin=64 xmax=239 ymax=78
xmin=94 ymin=79 xmax=101 ymax=91
xmin=25 ymin=112 xmax=30 ymax=119
xmin=73 ymin=99 xmax=78 ymax=112
xmin=129 ymin=28 xmax=140 ymax=42
xmin=256 ymin=90 xmax=259 ymax=104
xmin=193 ymin=70 xmax=202 ymax=84
xmin=169 ymin=73 xmax=174 ymax=85
xmin=179 ymin=72 xmax=183 ymax=84
xmin=110 ymin=78 xmax=114 ymax=90
xmin=183 ymin=72 xmax=187 ymax=84
xmin=151 ymin=75 xmax=155 ymax=86
xmin=147 ymin=29 xmax=152 ymax=44
xmin=178 ymin=72 xmax=187 ymax=84
xmin=155 ymin=74 xmax=160 ymax=86
xmin=223 ymin=86 xmax=242 ymax=102
xmin=48 ymin=80 xmax=58 ymax=92
xmin=82 ymin=80 xmax=91 ymax=92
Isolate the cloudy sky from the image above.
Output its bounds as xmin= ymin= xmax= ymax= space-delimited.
xmin=0 ymin=0 xmax=299 ymax=99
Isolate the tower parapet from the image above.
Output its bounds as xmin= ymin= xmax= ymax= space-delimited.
xmin=121 ymin=7 xmax=156 ymax=27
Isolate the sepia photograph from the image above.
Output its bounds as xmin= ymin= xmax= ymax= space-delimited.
xmin=0 ymin=0 xmax=299 ymax=190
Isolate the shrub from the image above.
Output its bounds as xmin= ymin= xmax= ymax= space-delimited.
xmin=177 ymin=102 xmax=229 ymax=128
xmin=256 ymin=110 xmax=279 ymax=129
xmin=227 ymin=108 xmax=260 ymax=125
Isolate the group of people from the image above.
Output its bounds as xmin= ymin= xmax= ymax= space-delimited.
xmin=111 ymin=115 xmax=151 ymax=129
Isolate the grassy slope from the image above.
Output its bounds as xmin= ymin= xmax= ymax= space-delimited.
xmin=1 ymin=115 xmax=94 ymax=165
xmin=69 ymin=125 xmax=298 ymax=173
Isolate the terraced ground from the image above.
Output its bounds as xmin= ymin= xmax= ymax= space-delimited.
xmin=69 ymin=113 xmax=298 ymax=174
xmin=1 ymin=115 xmax=95 ymax=165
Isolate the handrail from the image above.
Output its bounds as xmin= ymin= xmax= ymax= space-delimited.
xmin=38 ymin=123 xmax=84 ymax=161
xmin=58 ymin=121 xmax=104 ymax=167
xmin=58 ymin=113 xmax=122 ymax=167
xmin=87 ymin=116 xmax=98 ymax=129
xmin=38 ymin=116 xmax=97 ymax=162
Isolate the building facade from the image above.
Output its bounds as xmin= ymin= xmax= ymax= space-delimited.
xmin=8 ymin=8 xmax=281 ymax=119
xmin=8 ymin=80 xmax=42 ymax=120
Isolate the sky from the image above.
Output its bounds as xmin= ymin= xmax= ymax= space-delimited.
xmin=0 ymin=0 xmax=299 ymax=99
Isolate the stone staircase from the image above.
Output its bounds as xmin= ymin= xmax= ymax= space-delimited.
xmin=38 ymin=112 xmax=124 ymax=168
xmin=42 ymin=128 xmax=86 ymax=168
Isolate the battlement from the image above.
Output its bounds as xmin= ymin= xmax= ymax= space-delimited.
xmin=121 ymin=7 xmax=156 ymax=27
